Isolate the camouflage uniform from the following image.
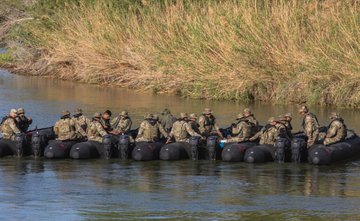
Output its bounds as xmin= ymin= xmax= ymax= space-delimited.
xmin=1 ymin=116 xmax=21 ymax=140
xmin=87 ymin=113 xmax=108 ymax=143
xmin=189 ymin=113 xmax=201 ymax=134
xmin=136 ymin=114 xmax=168 ymax=142
xmin=111 ymin=111 xmax=132 ymax=134
xmin=277 ymin=116 xmax=292 ymax=139
xmin=323 ymin=113 xmax=347 ymax=146
xmin=302 ymin=114 xmax=320 ymax=147
xmin=198 ymin=108 xmax=220 ymax=136
xmin=228 ymin=120 xmax=253 ymax=142
xmin=275 ymin=122 xmax=290 ymax=140
xmin=15 ymin=108 xmax=32 ymax=133
xmin=249 ymin=117 xmax=280 ymax=145
xmin=168 ymin=114 xmax=201 ymax=142
xmin=279 ymin=113 xmax=293 ymax=138
xmin=242 ymin=108 xmax=260 ymax=135
xmin=72 ymin=115 xmax=91 ymax=139
xmin=54 ymin=111 xmax=77 ymax=141
xmin=159 ymin=109 xmax=176 ymax=133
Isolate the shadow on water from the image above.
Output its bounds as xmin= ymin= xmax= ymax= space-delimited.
xmin=1 ymin=69 xmax=360 ymax=220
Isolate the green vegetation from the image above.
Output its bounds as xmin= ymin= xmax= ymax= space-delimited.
xmin=1 ymin=0 xmax=360 ymax=107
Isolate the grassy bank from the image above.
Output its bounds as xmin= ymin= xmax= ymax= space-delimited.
xmin=1 ymin=0 xmax=360 ymax=107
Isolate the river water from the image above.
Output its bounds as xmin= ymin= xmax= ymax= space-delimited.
xmin=1 ymin=69 xmax=360 ymax=220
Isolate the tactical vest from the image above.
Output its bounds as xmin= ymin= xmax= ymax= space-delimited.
xmin=172 ymin=120 xmax=188 ymax=141
xmin=143 ymin=120 xmax=160 ymax=141
xmin=201 ymin=115 xmax=216 ymax=134
xmin=260 ymin=125 xmax=278 ymax=145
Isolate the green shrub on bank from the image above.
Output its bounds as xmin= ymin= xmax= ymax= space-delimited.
xmin=4 ymin=0 xmax=360 ymax=107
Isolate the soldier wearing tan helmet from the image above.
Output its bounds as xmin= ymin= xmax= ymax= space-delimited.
xmin=0 ymin=109 xmax=21 ymax=140
xmin=323 ymin=112 xmax=347 ymax=146
xmin=166 ymin=113 xmax=202 ymax=144
xmin=135 ymin=113 xmax=168 ymax=142
xmin=87 ymin=112 xmax=108 ymax=143
xmin=249 ymin=117 xmax=280 ymax=145
xmin=188 ymin=113 xmax=201 ymax=134
xmin=198 ymin=108 xmax=223 ymax=139
xmin=53 ymin=110 xmax=77 ymax=141
xmin=242 ymin=108 xmax=260 ymax=133
xmin=15 ymin=107 xmax=33 ymax=133
xmin=298 ymin=105 xmax=320 ymax=148
xmin=72 ymin=108 xmax=91 ymax=140
xmin=278 ymin=113 xmax=293 ymax=138
xmin=111 ymin=110 xmax=132 ymax=134
xmin=227 ymin=113 xmax=253 ymax=142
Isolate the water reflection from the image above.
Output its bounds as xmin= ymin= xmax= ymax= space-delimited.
xmin=0 ymin=69 xmax=359 ymax=131
xmin=0 ymin=158 xmax=360 ymax=220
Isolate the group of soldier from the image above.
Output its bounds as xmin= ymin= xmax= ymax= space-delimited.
xmin=0 ymin=105 xmax=348 ymax=148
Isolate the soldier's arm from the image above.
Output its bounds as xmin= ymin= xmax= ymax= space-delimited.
xmin=110 ymin=116 xmax=119 ymax=128
xmin=9 ymin=119 xmax=21 ymax=134
xmin=75 ymin=121 xmax=87 ymax=137
xmin=198 ymin=117 xmax=206 ymax=133
xmin=213 ymin=122 xmax=223 ymax=138
xmin=96 ymin=122 xmax=108 ymax=137
xmin=137 ymin=122 xmax=145 ymax=136
xmin=304 ymin=116 xmax=315 ymax=136
xmin=249 ymin=131 xmax=262 ymax=141
xmin=53 ymin=122 xmax=59 ymax=135
xmin=159 ymin=124 xmax=168 ymax=138
xmin=325 ymin=124 xmax=337 ymax=138
xmin=27 ymin=116 xmax=33 ymax=124
xmin=123 ymin=119 xmax=132 ymax=132
xmin=232 ymin=123 xmax=241 ymax=135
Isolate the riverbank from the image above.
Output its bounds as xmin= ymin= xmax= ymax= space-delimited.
xmin=1 ymin=0 xmax=359 ymax=107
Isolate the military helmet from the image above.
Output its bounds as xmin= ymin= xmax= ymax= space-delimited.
xmin=243 ymin=108 xmax=251 ymax=115
xmin=144 ymin=113 xmax=153 ymax=119
xmin=17 ymin=108 xmax=25 ymax=114
xmin=93 ymin=112 xmax=101 ymax=118
xmin=189 ymin=113 xmax=198 ymax=119
xmin=74 ymin=108 xmax=83 ymax=115
xmin=236 ymin=113 xmax=244 ymax=119
xmin=180 ymin=113 xmax=188 ymax=119
xmin=298 ymin=105 xmax=309 ymax=113
xmin=329 ymin=112 xmax=340 ymax=119
xmin=61 ymin=110 xmax=71 ymax=117
xmin=120 ymin=110 xmax=128 ymax=117
xmin=203 ymin=108 xmax=213 ymax=115
xmin=268 ymin=117 xmax=276 ymax=123
xmin=10 ymin=109 xmax=17 ymax=115
xmin=284 ymin=113 xmax=292 ymax=119
xmin=153 ymin=114 xmax=159 ymax=120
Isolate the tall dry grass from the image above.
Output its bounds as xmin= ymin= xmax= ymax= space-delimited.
xmin=8 ymin=0 xmax=360 ymax=107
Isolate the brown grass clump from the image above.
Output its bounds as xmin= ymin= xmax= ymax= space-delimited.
xmin=5 ymin=0 xmax=360 ymax=107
